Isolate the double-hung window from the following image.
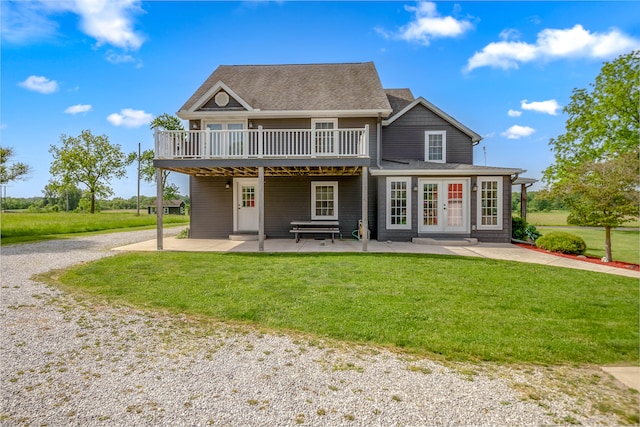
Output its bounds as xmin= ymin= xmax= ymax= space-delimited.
xmin=425 ymin=131 xmax=446 ymax=163
xmin=477 ymin=177 xmax=503 ymax=230
xmin=311 ymin=181 xmax=338 ymax=220
xmin=312 ymin=118 xmax=337 ymax=155
xmin=386 ymin=177 xmax=411 ymax=229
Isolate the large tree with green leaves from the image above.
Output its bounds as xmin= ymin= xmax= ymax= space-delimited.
xmin=543 ymin=50 xmax=639 ymax=261
xmin=139 ymin=113 xmax=184 ymax=199
xmin=49 ymin=130 xmax=133 ymax=213
xmin=0 ymin=146 xmax=31 ymax=185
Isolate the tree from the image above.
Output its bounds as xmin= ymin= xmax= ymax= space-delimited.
xmin=0 ymin=146 xmax=31 ymax=185
xmin=142 ymin=113 xmax=185 ymax=199
xmin=49 ymin=130 xmax=133 ymax=213
xmin=544 ymin=50 xmax=639 ymax=181
xmin=553 ymin=152 xmax=639 ymax=261
xmin=43 ymin=182 xmax=83 ymax=212
xmin=543 ymin=50 xmax=640 ymax=261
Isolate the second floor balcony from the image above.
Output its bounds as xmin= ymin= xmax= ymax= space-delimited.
xmin=155 ymin=126 xmax=369 ymax=160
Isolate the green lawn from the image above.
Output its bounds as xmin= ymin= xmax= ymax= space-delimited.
xmin=53 ymin=252 xmax=639 ymax=365
xmin=1 ymin=211 xmax=188 ymax=244
xmin=537 ymin=227 xmax=639 ymax=264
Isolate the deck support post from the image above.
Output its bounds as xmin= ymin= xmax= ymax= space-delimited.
xmin=520 ymin=183 xmax=528 ymax=221
xmin=361 ymin=166 xmax=368 ymax=252
xmin=258 ymin=166 xmax=265 ymax=252
xmin=156 ymin=167 xmax=163 ymax=250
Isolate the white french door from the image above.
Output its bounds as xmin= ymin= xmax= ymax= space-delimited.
xmin=418 ymin=179 xmax=469 ymax=233
xmin=205 ymin=121 xmax=245 ymax=157
xmin=234 ymin=178 xmax=259 ymax=231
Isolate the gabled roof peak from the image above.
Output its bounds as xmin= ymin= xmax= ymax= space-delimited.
xmin=179 ymin=62 xmax=392 ymax=115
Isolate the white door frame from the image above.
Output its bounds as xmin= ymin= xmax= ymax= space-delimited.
xmin=417 ymin=178 xmax=470 ymax=233
xmin=233 ymin=178 xmax=259 ymax=232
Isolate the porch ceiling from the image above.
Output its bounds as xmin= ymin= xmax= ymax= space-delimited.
xmin=163 ymin=165 xmax=363 ymax=177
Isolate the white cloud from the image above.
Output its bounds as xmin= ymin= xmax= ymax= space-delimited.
xmin=501 ymin=125 xmax=535 ymax=140
xmin=64 ymin=104 xmax=92 ymax=115
xmin=507 ymin=109 xmax=522 ymax=118
xmin=1 ymin=0 xmax=144 ymax=51
xmin=74 ymin=0 xmax=145 ymax=50
xmin=107 ymin=108 xmax=152 ymax=128
xmin=465 ymin=24 xmax=640 ymax=72
xmin=521 ymin=99 xmax=561 ymax=115
xmin=18 ymin=75 xmax=58 ymax=94
xmin=380 ymin=1 xmax=473 ymax=45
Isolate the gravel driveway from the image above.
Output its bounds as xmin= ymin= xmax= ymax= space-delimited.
xmin=0 ymin=230 xmax=633 ymax=426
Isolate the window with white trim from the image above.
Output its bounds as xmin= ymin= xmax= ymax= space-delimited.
xmin=311 ymin=181 xmax=338 ymax=220
xmin=425 ymin=131 xmax=446 ymax=163
xmin=312 ymin=118 xmax=338 ymax=155
xmin=386 ymin=177 xmax=411 ymax=229
xmin=477 ymin=177 xmax=503 ymax=230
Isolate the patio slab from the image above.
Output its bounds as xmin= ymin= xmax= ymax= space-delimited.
xmin=113 ymin=237 xmax=639 ymax=278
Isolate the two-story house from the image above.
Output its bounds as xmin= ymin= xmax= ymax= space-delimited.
xmin=153 ymin=62 xmax=526 ymax=251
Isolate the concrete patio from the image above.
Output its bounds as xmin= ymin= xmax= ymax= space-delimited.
xmin=114 ymin=235 xmax=640 ymax=279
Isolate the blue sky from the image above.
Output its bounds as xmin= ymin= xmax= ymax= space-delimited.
xmin=2 ymin=0 xmax=639 ymax=198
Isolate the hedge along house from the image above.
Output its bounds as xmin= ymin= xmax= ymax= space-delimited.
xmin=153 ymin=62 xmax=527 ymax=251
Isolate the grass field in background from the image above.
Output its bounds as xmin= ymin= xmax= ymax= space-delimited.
xmin=526 ymin=210 xmax=640 ymax=228
xmin=536 ymin=227 xmax=639 ymax=264
xmin=1 ymin=211 xmax=188 ymax=244
xmin=53 ymin=252 xmax=639 ymax=365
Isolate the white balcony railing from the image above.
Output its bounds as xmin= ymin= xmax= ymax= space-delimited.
xmin=155 ymin=125 xmax=369 ymax=160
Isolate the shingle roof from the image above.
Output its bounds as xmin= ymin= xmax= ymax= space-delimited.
xmin=372 ymin=159 xmax=525 ymax=176
xmin=180 ymin=62 xmax=392 ymax=113
xmin=149 ymin=199 xmax=185 ymax=207
xmin=384 ymin=89 xmax=415 ymax=116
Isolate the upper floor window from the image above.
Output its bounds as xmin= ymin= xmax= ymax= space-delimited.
xmin=312 ymin=118 xmax=338 ymax=155
xmin=425 ymin=131 xmax=446 ymax=163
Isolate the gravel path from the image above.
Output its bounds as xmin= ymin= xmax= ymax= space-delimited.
xmin=0 ymin=230 xmax=634 ymax=426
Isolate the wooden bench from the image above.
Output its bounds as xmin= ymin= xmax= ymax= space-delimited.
xmin=289 ymin=221 xmax=340 ymax=243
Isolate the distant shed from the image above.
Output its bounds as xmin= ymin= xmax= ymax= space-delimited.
xmin=148 ymin=199 xmax=186 ymax=215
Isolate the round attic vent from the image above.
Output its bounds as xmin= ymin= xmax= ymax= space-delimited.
xmin=215 ymin=91 xmax=230 ymax=107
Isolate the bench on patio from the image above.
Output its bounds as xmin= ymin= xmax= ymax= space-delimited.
xmin=289 ymin=221 xmax=340 ymax=243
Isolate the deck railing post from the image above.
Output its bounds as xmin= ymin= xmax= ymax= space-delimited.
xmin=363 ymin=125 xmax=369 ymax=157
xmin=258 ymin=126 xmax=263 ymax=158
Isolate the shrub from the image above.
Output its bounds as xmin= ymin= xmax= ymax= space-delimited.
xmin=525 ymin=225 xmax=541 ymax=241
xmin=512 ymin=217 xmax=527 ymax=240
xmin=535 ymin=231 xmax=586 ymax=255
xmin=512 ymin=217 xmax=541 ymax=242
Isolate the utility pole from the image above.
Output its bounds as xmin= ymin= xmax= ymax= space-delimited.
xmin=136 ymin=142 xmax=141 ymax=216
xmin=483 ymin=145 xmax=487 ymax=166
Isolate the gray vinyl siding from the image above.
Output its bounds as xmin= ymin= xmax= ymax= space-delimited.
xmin=190 ymin=175 xmax=368 ymax=239
xmin=190 ymin=176 xmax=233 ymax=238
xmin=382 ymin=104 xmax=473 ymax=164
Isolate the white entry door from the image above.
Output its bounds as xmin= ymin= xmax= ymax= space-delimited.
xmin=418 ymin=179 xmax=469 ymax=233
xmin=234 ymin=178 xmax=259 ymax=231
